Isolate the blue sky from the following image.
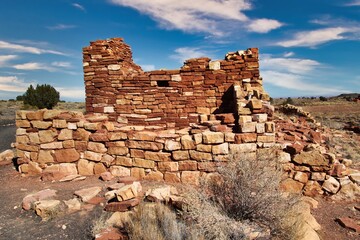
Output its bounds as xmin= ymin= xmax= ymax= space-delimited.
xmin=0 ymin=0 xmax=360 ymax=101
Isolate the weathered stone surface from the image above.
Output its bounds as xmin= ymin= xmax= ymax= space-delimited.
xmin=31 ymin=121 xmax=52 ymax=129
xmin=104 ymin=198 xmax=140 ymax=212
xmin=303 ymin=181 xmax=324 ymax=197
xmin=172 ymin=151 xmax=190 ymax=161
xmin=108 ymin=146 xmax=129 ymax=156
xmin=27 ymin=161 xmax=43 ymax=175
xmin=240 ymin=122 xmax=256 ymax=133
xmin=158 ymin=162 xmax=179 ymax=172
xmin=27 ymin=111 xmax=44 ymax=121
xmin=100 ymin=172 xmax=114 ymax=181
xmin=58 ymin=129 xmax=73 ymax=140
xmin=178 ymin=161 xmax=197 ymax=171
xmin=280 ymin=178 xmax=304 ymax=193
xmin=108 ymin=131 xmax=127 ymax=141
xmin=133 ymin=158 xmax=155 ymax=168
xmin=311 ymin=172 xmax=326 ymax=181
xmin=0 ymin=149 xmax=15 ymax=163
xmin=34 ymin=200 xmax=61 ymax=220
xmin=322 ymin=176 xmax=340 ymax=194
xmin=127 ymin=141 xmax=163 ymax=151
xmin=90 ymin=132 xmax=109 ymax=142
xmin=229 ymin=143 xmax=257 ymax=153
xmin=202 ymin=132 xmax=224 ymax=144
xmin=74 ymin=186 xmax=102 ymax=202
xmin=196 ymin=144 xmax=212 ymax=152
xmin=40 ymin=142 xmax=63 ymax=149
xmin=349 ymin=172 xmax=360 ymax=185
xmin=84 ymin=151 xmax=103 ymax=162
xmin=16 ymin=120 xmax=31 ymax=128
xmin=249 ymin=99 xmax=262 ymax=110
xmin=37 ymin=150 xmax=54 ymax=164
xmin=39 ymin=129 xmax=58 ymax=143
xmin=128 ymin=131 xmax=157 ymax=141
xmin=22 ymin=189 xmax=57 ymax=210
xmin=94 ymin=163 xmax=107 ymax=175
xmin=116 ymin=182 xmax=142 ymax=201
xmin=294 ymin=171 xmax=309 ymax=183
xmin=181 ymin=171 xmax=200 ymax=185
xmin=164 ymin=140 xmax=182 ymax=151
xmin=114 ymin=156 xmax=132 ymax=167
xmin=64 ymin=198 xmax=81 ymax=213
xmin=43 ymin=110 xmax=62 ymax=120
xmin=164 ymin=172 xmax=181 ymax=183
xmin=189 ymin=150 xmax=212 ymax=161
xmin=63 ymin=140 xmax=75 ymax=149
xmin=212 ymin=143 xmax=229 ymax=155
xmin=131 ymin=167 xmax=145 ymax=179
xmin=293 ymin=151 xmax=330 ymax=166
xmin=53 ymin=119 xmax=67 ymax=128
xmin=77 ymin=159 xmax=95 ymax=175
xmin=73 ymin=128 xmax=91 ymax=141
xmin=146 ymin=186 xmax=171 ymax=202
xmin=181 ymin=135 xmax=196 ymax=150
xmin=110 ymin=166 xmax=131 ymax=177
xmin=144 ymin=151 xmax=171 ymax=161
xmin=53 ymin=149 xmax=80 ymax=163
xmin=143 ymin=171 xmax=164 ymax=181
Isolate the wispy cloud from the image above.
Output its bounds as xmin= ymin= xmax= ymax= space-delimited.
xmin=140 ymin=64 xmax=155 ymax=71
xmin=0 ymin=76 xmax=33 ymax=92
xmin=170 ymin=47 xmax=210 ymax=63
xmin=57 ymin=87 xmax=85 ymax=100
xmin=72 ymin=3 xmax=86 ymax=12
xmin=109 ymin=0 xmax=282 ymax=36
xmin=47 ymin=24 xmax=76 ymax=30
xmin=247 ymin=18 xmax=283 ymax=33
xmin=344 ymin=0 xmax=360 ymax=6
xmin=276 ymin=27 xmax=351 ymax=47
xmin=0 ymin=55 xmax=18 ymax=67
xmin=283 ymin=52 xmax=294 ymax=57
xmin=0 ymin=40 xmax=65 ymax=55
xmin=261 ymin=55 xmax=349 ymax=95
xmin=51 ymin=61 xmax=71 ymax=68
xmin=13 ymin=62 xmax=56 ymax=72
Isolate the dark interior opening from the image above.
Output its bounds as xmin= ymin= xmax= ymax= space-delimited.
xmin=157 ymin=80 xmax=170 ymax=87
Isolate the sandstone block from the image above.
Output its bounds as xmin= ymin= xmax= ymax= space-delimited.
xmin=63 ymin=140 xmax=75 ymax=149
xmin=265 ymin=122 xmax=275 ymax=133
xmin=108 ymin=146 xmax=129 ymax=156
xmin=178 ymin=161 xmax=197 ymax=171
xmin=181 ymin=135 xmax=196 ymax=150
xmin=144 ymin=171 xmax=164 ymax=181
xmin=212 ymin=143 xmax=229 ymax=155
xmin=43 ymin=110 xmax=62 ymax=120
xmin=189 ymin=150 xmax=212 ymax=161
xmin=128 ymin=131 xmax=157 ymax=141
xmin=144 ymin=151 xmax=171 ymax=161
xmin=108 ymin=132 xmax=127 ymax=141
xmin=322 ymin=176 xmax=340 ymax=194
xmin=181 ymin=171 xmax=200 ymax=185
xmin=235 ymin=133 xmax=257 ymax=143
xmin=240 ymin=122 xmax=256 ymax=133
xmin=64 ymin=198 xmax=81 ymax=213
xmin=198 ymin=162 xmax=218 ymax=172
xmin=37 ymin=150 xmax=54 ymax=164
xmin=39 ymin=129 xmax=58 ymax=143
xmin=53 ymin=119 xmax=67 ymax=128
xmin=16 ymin=120 xmax=31 ymax=128
xmin=294 ymin=171 xmax=309 ymax=183
xmin=22 ymin=189 xmax=57 ymax=210
xmin=311 ymin=172 xmax=326 ymax=181
xmin=303 ymin=181 xmax=324 ymax=197
xmin=131 ymin=168 xmax=145 ymax=179
xmin=255 ymin=123 xmax=265 ymax=133
xmin=31 ymin=121 xmax=52 ymax=129
xmin=293 ymin=151 xmax=330 ymax=167
xmin=158 ymin=162 xmax=178 ymax=172
xmin=77 ymin=159 xmax=95 ymax=175
xmin=280 ymin=178 xmax=304 ymax=193
xmin=27 ymin=161 xmax=43 ymax=175
xmin=110 ymin=166 xmax=131 ymax=177
xmin=114 ymin=156 xmax=132 ymax=166
xmin=34 ymin=200 xmax=61 ymax=220
xmin=133 ymin=158 xmax=155 ymax=169
xmin=53 ymin=149 xmax=80 ymax=163
xmin=74 ymin=186 xmax=102 ymax=202
xmin=238 ymin=116 xmax=252 ymax=124
xmin=164 ymin=140 xmax=182 ymax=151
xmin=229 ymin=143 xmax=257 ymax=153
xmin=84 ymin=151 xmax=103 ymax=162
xmin=90 ymin=132 xmax=109 ymax=142
xmin=127 ymin=140 xmax=163 ymax=151
xmin=172 ymin=151 xmax=190 ymax=161
xmin=164 ymin=172 xmax=181 ymax=183
xmin=58 ymin=129 xmax=73 ymax=140
xmin=249 ymin=99 xmax=262 ymax=110
xmin=257 ymin=134 xmax=275 ymax=143
xmin=252 ymin=114 xmax=267 ymax=123
xmin=116 ymin=182 xmax=142 ymax=201
xmin=130 ymin=149 xmax=144 ymax=158
xmin=196 ymin=144 xmax=212 ymax=152
xmin=202 ymin=132 xmax=224 ymax=144
xmin=73 ymin=128 xmax=91 ymax=141
xmin=26 ymin=111 xmax=44 ymax=121
xmin=40 ymin=142 xmax=63 ymax=149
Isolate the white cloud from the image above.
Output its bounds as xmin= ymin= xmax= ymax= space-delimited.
xmin=345 ymin=0 xmax=360 ymax=6
xmin=140 ymin=64 xmax=155 ymax=71
xmin=57 ymin=87 xmax=85 ymax=100
xmin=283 ymin=52 xmax=294 ymax=57
xmin=0 ymin=55 xmax=18 ymax=66
xmin=72 ymin=3 xmax=86 ymax=11
xmin=0 ymin=76 xmax=33 ymax=92
xmin=47 ymin=24 xmax=77 ymax=30
xmin=247 ymin=18 xmax=283 ymax=33
xmin=261 ymin=55 xmax=321 ymax=74
xmin=109 ymin=0 xmax=281 ymax=36
xmin=51 ymin=61 xmax=71 ymax=68
xmin=170 ymin=47 xmax=210 ymax=63
xmin=277 ymin=27 xmax=350 ymax=47
xmin=13 ymin=62 xmax=55 ymax=72
xmin=262 ymin=70 xmax=349 ymax=95
xmin=0 ymin=40 xmax=65 ymax=55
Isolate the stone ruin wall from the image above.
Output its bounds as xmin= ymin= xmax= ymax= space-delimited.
xmin=14 ymin=38 xmax=277 ymax=183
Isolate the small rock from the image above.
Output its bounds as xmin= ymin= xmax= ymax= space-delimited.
xmin=0 ymin=149 xmax=15 ymax=164
xmin=116 ymin=182 xmax=142 ymax=201
xmin=64 ymin=198 xmax=81 ymax=213
xmin=34 ymin=200 xmax=62 ymax=220
xmin=337 ymin=217 xmax=360 ymax=233
xmin=322 ymin=176 xmax=340 ymax=194
xmin=145 ymin=186 xmax=171 ymax=202
xmin=22 ymin=189 xmax=57 ymax=210
xmin=107 ymin=183 xmax=125 ymax=190
xmin=62 ymin=225 xmax=67 ymax=230
xmin=104 ymin=198 xmax=140 ymax=212
xmin=349 ymin=172 xmax=360 ymax=185
xmin=100 ymin=172 xmax=114 ymax=181
xmin=74 ymin=186 xmax=102 ymax=203
xmin=95 ymin=227 xmax=126 ymax=240
xmin=59 ymin=174 xmax=86 ymax=182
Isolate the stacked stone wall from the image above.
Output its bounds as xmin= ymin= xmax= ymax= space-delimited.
xmin=15 ymin=109 xmax=276 ymax=182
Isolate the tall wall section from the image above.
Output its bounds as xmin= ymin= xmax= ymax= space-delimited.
xmin=83 ymin=38 xmax=271 ymax=129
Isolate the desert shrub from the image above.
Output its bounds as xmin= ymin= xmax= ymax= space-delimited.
xmin=319 ymin=96 xmax=328 ymax=101
xmin=91 ymin=212 xmax=112 ymax=237
xmin=125 ymin=202 xmax=192 ymax=240
xmin=283 ymin=97 xmax=294 ymax=105
xmin=22 ymin=84 xmax=60 ymax=109
xmin=210 ymin=150 xmax=298 ymax=238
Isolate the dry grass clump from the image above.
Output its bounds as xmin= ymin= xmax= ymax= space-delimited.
xmin=209 ymin=151 xmax=299 ymax=238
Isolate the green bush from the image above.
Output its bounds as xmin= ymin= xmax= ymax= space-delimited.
xmin=22 ymin=84 xmax=60 ymax=109
xmin=319 ymin=96 xmax=328 ymax=101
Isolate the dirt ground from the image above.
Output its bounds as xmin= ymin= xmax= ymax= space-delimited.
xmin=0 ymin=164 xmax=104 ymax=240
